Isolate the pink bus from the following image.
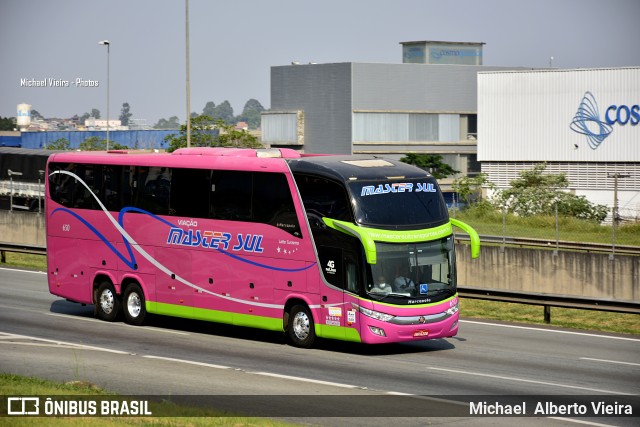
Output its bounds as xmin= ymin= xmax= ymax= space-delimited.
xmin=46 ymin=147 xmax=479 ymax=348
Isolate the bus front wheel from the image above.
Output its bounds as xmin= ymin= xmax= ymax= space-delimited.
xmin=123 ymin=283 xmax=147 ymax=326
xmin=287 ymin=305 xmax=315 ymax=348
xmin=95 ymin=281 xmax=120 ymax=322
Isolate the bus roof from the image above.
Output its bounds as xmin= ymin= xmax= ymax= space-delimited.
xmin=46 ymin=147 xmax=301 ymax=173
xmin=46 ymin=148 xmax=433 ymax=182
xmin=286 ymin=155 xmax=434 ymax=182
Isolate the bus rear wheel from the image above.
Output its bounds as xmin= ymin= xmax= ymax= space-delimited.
xmin=95 ymin=281 xmax=120 ymax=322
xmin=287 ymin=305 xmax=315 ymax=348
xmin=123 ymin=283 xmax=147 ymax=326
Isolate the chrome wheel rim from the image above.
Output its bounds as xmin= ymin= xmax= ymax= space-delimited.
xmin=127 ymin=293 xmax=141 ymax=318
xmin=292 ymin=311 xmax=310 ymax=341
xmin=99 ymin=289 xmax=115 ymax=314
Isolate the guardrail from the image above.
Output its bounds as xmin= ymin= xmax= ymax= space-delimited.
xmin=455 ymin=234 xmax=640 ymax=256
xmin=1 ymin=242 xmax=639 ymax=323
xmin=458 ymin=286 xmax=640 ymax=324
xmin=0 ymin=242 xmax=46 ymax=263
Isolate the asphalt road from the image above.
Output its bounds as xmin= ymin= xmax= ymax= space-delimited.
xmin=0 ymin=266 xmax=638 ymax=426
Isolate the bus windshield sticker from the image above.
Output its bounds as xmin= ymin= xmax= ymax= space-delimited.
xmin=360 ymin=182 xmax=436 ymax=196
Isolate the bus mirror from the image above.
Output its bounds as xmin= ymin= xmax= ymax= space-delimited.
xmin=322 ymin=218 xmax=377 ymax=264
xmin=450 ymin=218 xmax=480 ymax=259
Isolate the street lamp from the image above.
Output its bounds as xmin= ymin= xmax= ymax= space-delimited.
xmin=98 ymin=40 xmax=110 ymax=150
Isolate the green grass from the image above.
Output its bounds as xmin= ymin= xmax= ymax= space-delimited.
xmin=0 ymin=374 xmax=296 ymax=426
xmin=0 ymin=252 xmax=47 ymax=271
xmin=451 ymin=205 xmax=640 ymax=246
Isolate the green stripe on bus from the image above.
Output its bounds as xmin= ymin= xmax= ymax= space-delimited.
xmin=315 ymin=324 xmax=362 ymax=342
xmin=147 ymin=302 xmax=283 ymax=332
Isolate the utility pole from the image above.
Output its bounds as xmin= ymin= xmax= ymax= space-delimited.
xmin=185 ymin=0 xmax=191 ymax=148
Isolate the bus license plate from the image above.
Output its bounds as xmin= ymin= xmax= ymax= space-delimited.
xmin=413 ymin=330 xmax=429 ymax=337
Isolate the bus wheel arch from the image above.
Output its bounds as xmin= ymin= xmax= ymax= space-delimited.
xmin=284 ymin=299 xmax=316 ymax=348
xmin=122 ymin=280 xmax=147 ymax=326
xmin=94 ymin=278 xmax=120 ymax=322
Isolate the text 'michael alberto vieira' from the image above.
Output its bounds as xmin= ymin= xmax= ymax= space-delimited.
xmin=469 ymin=400 xmax=633 ymax=416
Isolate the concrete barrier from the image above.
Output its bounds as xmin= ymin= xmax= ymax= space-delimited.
xmin=0 ymin=211 xmax=45 ymax=247
xmin=456 ymin=243 xmax=640 ymax=302
xmin=2 ymin=210 xmax=639 ymax=303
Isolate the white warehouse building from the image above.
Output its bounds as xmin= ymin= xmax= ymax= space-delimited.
xmin=478 ymin=67 xmax=640 ymax=221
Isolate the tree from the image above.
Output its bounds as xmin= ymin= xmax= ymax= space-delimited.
xmin=79 ymin=136 xmax=106 ymax=151
xmin=238 ymin=99 xmax=265 ymax=129
xmin=452 ymin=173 xmax=494 ymax=204
xmin=90 ymin=108 xmax=101 ymax=119
xmin=217 ymin=120 xmax=262 ymax=148
xmin=0 ymin=116 xmax=15 ymax=131
xmin=202 ymin=101 xmax=216 ymax=117
xmin=499 ymin=163 xmax=607 ymax=221
xmin=46 ymin=137 xmax=71 ymax=150
xmin=119 ymin=102 xmax=132 ymax=126
xmin=211 ymin=101 xmax=234 ymax=124
xmin=164 ymin=115 xmax=219 ymax=152
xmin=30 ymin=109 xmax=44 ymax=120
xmin=399 ymin=153 xmax=460 ymax=179
xmin=164 ymin=115 xmax=262 ymax=153
xmin=78 ymin=136 xmax=127 ymax=151
xmin=153 ymin=116 xmax=181 ymax=129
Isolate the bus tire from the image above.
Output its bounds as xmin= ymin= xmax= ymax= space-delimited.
xmin=95 ymin=281 xmax=120 ymax=322
xmin=287 ymin=305 xmax=315 ymax=348
xmin=123 ymin=283 xmax=147 ymax=326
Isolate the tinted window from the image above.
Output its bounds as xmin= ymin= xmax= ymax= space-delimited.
xmin=49 ymin=163 xmax=301 ymax=236
xmin=211 ymin=170 xmax=301 ymax=236
xmin=49 ymin=162 xmax=117 ymax=211
xmin=349 ymin=178 xmax=448 ymax=229
xmin=294 ymin=174 xmax=353 ymax=222
xmin=210 ymin=170 xmax=252 ymax=221
xmin=170 ymin=168 xmax=209 ymax=218
xmin=133 ymin=166 xmax=171 ymax=215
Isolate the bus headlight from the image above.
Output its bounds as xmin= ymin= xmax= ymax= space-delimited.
xmin=445 ymin=302 xmax=459 ymax=316
xmin=358 ymin=306 xmax=395 ymax=322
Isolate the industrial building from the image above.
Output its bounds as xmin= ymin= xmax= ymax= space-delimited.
xmin=478 ymin=67 xmax=640 ymax=221
xmin=262 ymin=41 xmax=524 ymax=186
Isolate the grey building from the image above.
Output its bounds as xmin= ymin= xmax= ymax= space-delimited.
xmin=262 ymin=42 xmax=524 ymax=180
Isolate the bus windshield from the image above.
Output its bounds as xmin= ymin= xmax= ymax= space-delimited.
xmin=366 ymin=237 xmax=455 ymax=302
xmin=348 ymin=178 xmax=448 ymax=229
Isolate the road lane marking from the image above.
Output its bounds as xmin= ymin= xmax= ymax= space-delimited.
xmin=142 ymin=355 xmax=231 ymax=370
xmin=580 ymin=357 xmax=640 ymax=367
xmin=0 ymin=267 xmax=46 ymax=274
xmin=252 ymin=372 xmax=360 ymax=389
xmin=460 ymin=320 xmax=640 ymax=342
xmin=0 ymin=332 xmax=132 ymax=355
xmin=427 ymin=367 xmax=635 ymax=395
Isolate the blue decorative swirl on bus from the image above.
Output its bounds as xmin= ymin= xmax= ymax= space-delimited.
xmin=51 ymin=207 xmax=138 ymax=270
xmin=214 ymin=247 xmax=315 ymax=272
xmin=569 ymin=91 xmax=613 ymax=150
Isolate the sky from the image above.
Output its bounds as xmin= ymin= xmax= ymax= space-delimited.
xmin=1 ymin=0 xmax=639 ymax=126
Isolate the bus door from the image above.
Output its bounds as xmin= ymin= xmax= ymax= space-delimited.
xmin=316 ymin=246 xmax=361 ymax=340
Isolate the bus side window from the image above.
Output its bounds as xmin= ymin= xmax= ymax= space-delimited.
xmin=133 ymin=166 xmax=171 ymax=215
xmin=74 ymin=164 xmax=100 ymax=210
xmin=169 ymin=168 xmax=209 ymax=217
xmin=103 ymin=165 xmax=124 ymax=212
xmin=253 ymin=173 xmax=301 ymax=237
xmin=294 ymin=174 xmax=353 ymax=222
xmin=49 ymin=163 xmax=73 ymax=207
xmin=210 ymin=170 xmax=252 ymax=221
